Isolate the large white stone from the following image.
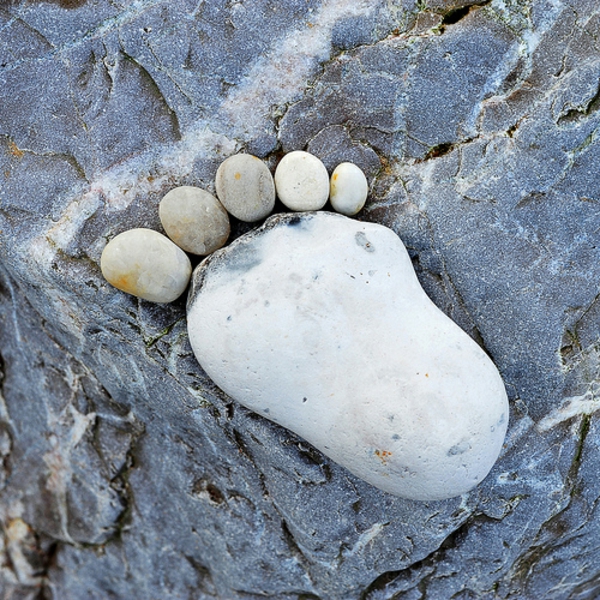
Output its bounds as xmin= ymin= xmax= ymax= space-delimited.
xmin=187 ymin=212 xmax=508 ymax=500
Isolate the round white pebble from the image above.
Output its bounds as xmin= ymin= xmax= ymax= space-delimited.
xmin=215 ymin=154 xmax=275 ymax=222
xmin=274 ymin=151 xmax=329 ymax=211
xmin=330 ymin=162 xmax=369 ymax=216
xmin=101 ymin=228 xmax=192 ymax=303
xmin=159 ymin=186 xmax=230 ymax=255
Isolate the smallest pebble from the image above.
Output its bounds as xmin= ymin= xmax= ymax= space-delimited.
xmin=330 ymin=163 xmax=368 ymax=216
xmin=159 ymin=186 xmax=230 ymax=255
xmin=274 ymin=151 xmax=329 ymax=211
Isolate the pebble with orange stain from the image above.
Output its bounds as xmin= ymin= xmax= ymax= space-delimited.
xmin=330 ymin=162 xmax=368 ymax=216
xmin=101 ymin=228 xmax=191 ymax=303
xmin=216 ymin=153 xmax=275 ymax=222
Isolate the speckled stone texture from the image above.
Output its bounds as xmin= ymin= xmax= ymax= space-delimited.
xmin=0 ymin=1 xmax=599 ymax=599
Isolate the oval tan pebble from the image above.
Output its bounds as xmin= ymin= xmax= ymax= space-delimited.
xmin=274 ymin=150 xmax=330 ymax=211
xmin=215 ymin=154 xmax=275 ymax=222
xmin=159 ymin=186 xmax=230 ymax=255
xmin=330 ymin=162 xmax=368 ymax=216
xmin=101 ymin=228 xmax=192 ymax=303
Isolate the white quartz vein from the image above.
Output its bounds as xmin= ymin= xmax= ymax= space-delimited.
xmin=342 ymin=522 xmax=389 ymax=557
xmin=220 ymin=0 xmax=379 ymax=137
xmin=537 ymin=390 xmax=600 ymax=433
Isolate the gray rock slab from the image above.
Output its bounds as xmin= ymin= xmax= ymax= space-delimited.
xmin=1 ymin=0 xmax=600 ymax=598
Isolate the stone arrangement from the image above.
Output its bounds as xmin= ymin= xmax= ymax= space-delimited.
xmin=100 ymin=154 xmax=508 ymax=502
xmin=100 ymin=151 xmax=368 ymax=303
xmin=7 ymin=1 xmax=598 ymax=596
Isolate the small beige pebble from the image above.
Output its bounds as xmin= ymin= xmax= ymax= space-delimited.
xmin=215 ymin=154 xmax=275 ymax=222
xmin=274 ymin=150 xmax=329 ymax=211
xmin=330 ymin=162 xmax=369 ymax=216
xmin=101 ymin=228 xmax=192 ymax=303
xmin=159 ymin=186 xmax=230 ymax=255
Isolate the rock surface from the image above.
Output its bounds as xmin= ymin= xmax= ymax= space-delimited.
xmin=187 ymin=212 xmax=508 ymax=501
xmin=1 ymin=0 xmax=600 ymax=599
xmin=101 ymin=228 xmax=192 ymax=302
xmin=159 ymin=186 xmax=230 ymax=255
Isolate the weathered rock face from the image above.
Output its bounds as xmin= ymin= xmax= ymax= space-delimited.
xmin=187 ymin=212 xmax=509 ymax=501
xmin=1 ymin=1 xmax=600 ymax=599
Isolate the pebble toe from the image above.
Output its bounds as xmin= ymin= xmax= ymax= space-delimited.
xmin=330 ymin=162 xmax=368 ymax=216
xmin=159 ymin=186 xmax=230 ymax=255
xmin=101 ymin=228 xmax=192 ymax=303
xmin=274 ymin=151 xmax=330 ymax=211
xmin=215 ymin=154 xmax=275 ymax=222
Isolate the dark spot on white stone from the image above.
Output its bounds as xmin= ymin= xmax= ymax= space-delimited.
xmin=221 ymin=242 xmax=262 ymax=274
xmin=355 ymin=231 xmax=375 ymax=252
xmin=447 ymin=440 xmax=471 ymax=456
